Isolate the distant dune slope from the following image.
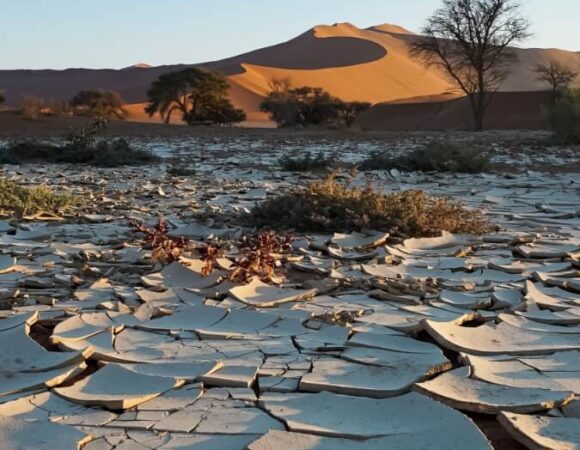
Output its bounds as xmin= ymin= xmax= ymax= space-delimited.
xmin=0 ymin=22 xmax=578 ymax=129
xmin=203 ymin=27 xmax=388 ymax=72
xmin=358 ymin=91 xmax=553 ymax=131
xmin=226 ymin=23 xmax=454 ymax=106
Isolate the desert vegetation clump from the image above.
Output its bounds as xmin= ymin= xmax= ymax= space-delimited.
xmin=535 ymin=60 xmax=578 ymax=103
xmin=76 ymin=139 xmax=158 ymax=167
xmin=336 ymin=101 xmax=372 ymax=128
xmin=130 ymin=219 xmax=294 ymax=283
xmin=0 ymin=147 xmax=21 ymax=164
xmin=71 ymin=89 xmax=128 ymax=120
xmin=248 ymin=172 xmax=490 ymax=237
xmin=360 ymin=140 xmax=489 ymax=173
xmin=1 ymin=120 xmax=159 ymax=167
xmin=261 ymin=86 xmax=340 ymax=128
xmin=131 ymin=218 xmax=190 ymax=264
xmin=0 ymin=142 xmax=56 ymax=164
xmin=0 ymin=178 xmax=81 ymax=217
xmin=261 ymin=81 xmax=370 ymax=128
xmin=279 ymin=152 xmax=333 ymax=172
xmin=47 ymin=100 xmax=73 ymax=117
xmin=17 ymin=95 xmax=72 ymax=119
xmin=166 ymin=165 xmax=196 ymax=177
xmin=548 ymin=89 xmax=580 ymax=145
xmin=201 ymin=231 xmax=294 ymax=283
xmin=145 ymin=68 xmax=246 ymax=125
xmin=20 ymin=95 xmax=46 ymax=120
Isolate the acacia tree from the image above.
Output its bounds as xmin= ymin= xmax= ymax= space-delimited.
xmin=71 ymin=89 xmax=128 ymax=120
xmin=535 ymin=60 xmax=578 ymax=103
xmin=21 ymin=95 xmax=45 ymax=120
xmin=261 ymin=86 xmax=343 ymax=127
xmin=337 ymin=102 xmax=372 ymax=128
xmin=145 ymin=68 xmax=245 ymax=125
xmin=268 ymin=77 xmax=292 ymax=95
xmin=410 ymin=0 xmax=530 ymax=131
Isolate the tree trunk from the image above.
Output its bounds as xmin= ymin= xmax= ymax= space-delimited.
xmin=467 ymin=94 xmax=484 ymax=132
xmin=474 ymin=104 xmax=485 ymax=132
xmin=472 ymin=72 xmax=488 ymax=131
xmin=552 ymin=86 xmax=559 ymax=105
xmin=473 ymin=84 xmax=487 ymax=131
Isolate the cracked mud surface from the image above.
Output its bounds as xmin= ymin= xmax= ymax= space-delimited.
xmin=0 ymin=133 xmax=578 ymax=449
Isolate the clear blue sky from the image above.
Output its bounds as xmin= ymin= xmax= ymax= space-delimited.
xmin=0 ymin=0 xmax=578 ymax=70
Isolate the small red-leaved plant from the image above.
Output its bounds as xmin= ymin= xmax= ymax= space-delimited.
xmin=199 ymin=242 xmax=223 ymax=277
xmin=201 ymin=231 xmax=293 ymax=283
xmin=130 ymin=218 xmax=189 ymax=264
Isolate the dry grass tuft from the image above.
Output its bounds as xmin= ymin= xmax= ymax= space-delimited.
xmin=249 ymin=172 xmax=490 ymax=237
xmin=0 ymin=178 xmax=82 ymax=217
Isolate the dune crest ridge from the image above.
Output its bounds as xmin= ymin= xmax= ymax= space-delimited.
xmin=0 ymin=22 xmax=579 ymax=128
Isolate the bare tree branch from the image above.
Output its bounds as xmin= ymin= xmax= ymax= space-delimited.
xmin=535 ymin=60 xmax=578 ymax=103
xmin=409 ymin=0 xmax=530 ymax=130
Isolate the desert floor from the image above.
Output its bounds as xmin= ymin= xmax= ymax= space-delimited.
xmin=0 ymin=120 xmax=579 ymax=450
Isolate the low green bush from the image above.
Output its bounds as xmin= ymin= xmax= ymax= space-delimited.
xmin=166 ymin=165 xmax=196 ymax=177
xmin=0 ymin=121 xmax=159 ymax=167
xmin=279 ymin=152 xmax=333 ymax=172
xmin=360 ymin=140 xmax=489 ymax=173
xmin=0 ymin=139 xmax=158 ymax=167
xmin=0 ymin=178 xmax=81 ymax=216
xmin=358 ymin=151 xmax=398 ymax=171
xmin=548 ymin=90 xmax=580 ymax=144
xmin=0 ymin=148 xmax=21 ymax=164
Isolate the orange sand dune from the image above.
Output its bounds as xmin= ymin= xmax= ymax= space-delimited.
xmin=368 ymin=24 xmax=415 ymax=35
xmin=227 ymin=23 xmax=455 ymax=107
xmin=214 ymin=22 xmax=580 ymax=123
xmin=0 ymin=22 xmax=579 ymax=129
xmin=204 ymin=24 xmax=388 ymax=72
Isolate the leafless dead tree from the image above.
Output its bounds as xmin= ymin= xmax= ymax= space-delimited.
xmin=410 ymin=0 xmax=530 ymax=130
xmin=535 ymin=60 xmax=578 ymax=103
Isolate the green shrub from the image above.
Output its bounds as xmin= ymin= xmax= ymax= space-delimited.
xmin=261 ymin=86 xmax=341 ymax=128
xmin=1 ymin=139 xmax=158 ymax=167
xmin=548 ymin=90 xmax=580 ymax=144
xmin=279 ymin=152 xmax=332 ymax=172
xmin=405 ymin=140 xmax=489 ymax=173
xmin=0 ymin=148 xmax=20 ymax=164
xmin=91 ymin=139 xmax=158 ymax=167
xmin=0 ymin=121 xmax=159 ymax=167
xmin=166 ymin=165 xmax=196 ymax=177
xmin=359 ymin=151 xmax=398 ymax=171
xmin=64 ymin=139 xmax=158 ymax=167
xmin=360 ymin=140 xmax=489 ymax=173
xmin=248 ymin=172 xmax=490 ymax=236
xmin=70 ymin=89 xmax=128 ymax=120
xmin=0 ymin=142 xmax=58 ymax=163
xmin=0 ymin=178 xmax=81 ymax=216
